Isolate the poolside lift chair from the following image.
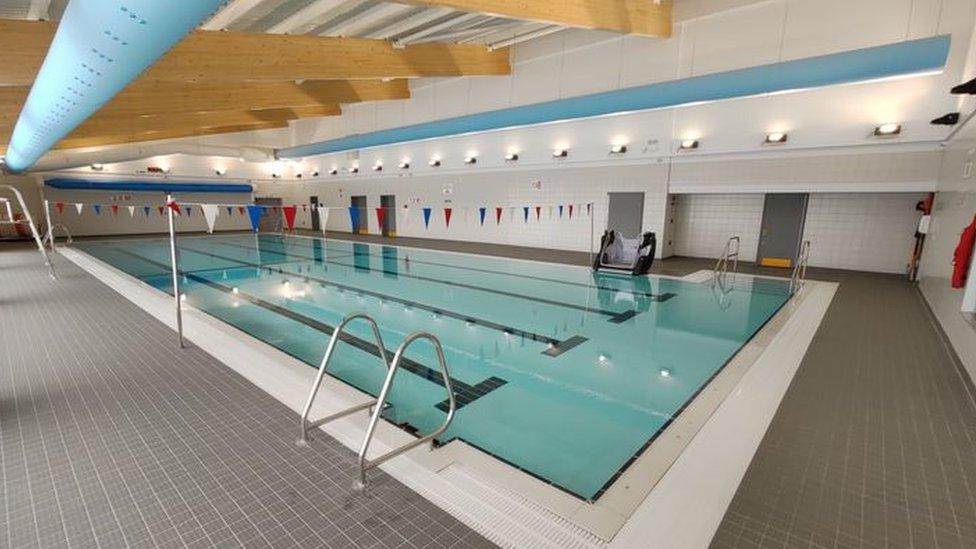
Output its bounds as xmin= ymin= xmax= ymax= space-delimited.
xmin=592 ymin=230 xmax=656 ymax=276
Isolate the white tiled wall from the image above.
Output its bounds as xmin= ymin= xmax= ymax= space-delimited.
xmin=264 ymin=163 xmax=671 ymax=255
xmin=672 ymin=194 xmax=764 ymax=261
xmin=802 ymin=193 xmax=924 ymax=274
xmin=670 ymin=192 xmax=923 ymax=272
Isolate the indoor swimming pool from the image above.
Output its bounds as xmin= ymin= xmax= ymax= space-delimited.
xmin=76 ymin=234 xmax=792 ymax=500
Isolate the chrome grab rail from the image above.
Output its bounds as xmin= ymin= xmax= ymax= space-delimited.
xmin=711 ymin=235 xmax=740 ymax=289
xmin=790 ymin=240 xmax=811 ymax=294
xmin=0 ymin=186 xmax=55 ymax=279
xmin=43 ymin=224 xmax=73 ymax=249
xmin=297 ymin=313 xmax=391 ymax=446
xmin=355 ymin=332 xmax=456 ymax=490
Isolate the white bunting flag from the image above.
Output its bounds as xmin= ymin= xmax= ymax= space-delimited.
xmin=74 ymin=203 xmax=83 ymax=215
xmin=316 ymin=206 xmax=330 ymax=235
xmin=201 ymin=204 xmax=219 ymax=234
xmin=127 ymin=205 xmax=136 ymax=217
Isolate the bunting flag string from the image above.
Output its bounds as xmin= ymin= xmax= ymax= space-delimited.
xmin=157 ymin=205 xmax=165 ymax=216
xmin=347 ymin=206 xmax=360 ymax=231
xmin=143 ymin=206 xmax=151 ymax=217
xmin=317 ymin=206 xmax=330 ymax=235
xmin=201 ymin=204 xmax=219 ymax=234
xmin=226 ymin=206 xmax=233 ymax=216
xmin=375 ymin=207 xmax=386 ymax=230
xmin=127 ymin=205 xmax=135 ymax=217
xmin=185 ymin=206 xmax=193 ymax=217
xmin=479 ymin=207 xmax=487 ymax=226
xmin=587 ymin=203 xmax=592 ymax=216
xmin=92 ymin=204 xmax=101 ymax=216
xmin=569 ymin=204 xmax=574 ymax=219
xmin=422 ymin=207 xmax=432 ymax=229
xmin=282 ymin=205 xmax=297 ymax=231
xmin=558 ymin=204 xmax=564 ymax=218
xmin=166 ymin=200 xmax=182 ymax=216
xmin=444 ymin=208 xmax=452 ymax=228
xmin=522 ymin=206 xmax=529 ymax=223
xmin=246 ymin=205 xmax=262 ymax=232
xmin=535 ymin=205 xmax=541 ymax=221
xmin=495 ymin=207 xmax=503 ymax=225
xmin=54 ymin=202 xmax=64 ymax=214
xmin=75 ymin=203 xmax=83 ymax=215
xmin=110 ymin=204 xmax=119 ymax=216
xmin=237 ymin=206 xmax=246 ymax=216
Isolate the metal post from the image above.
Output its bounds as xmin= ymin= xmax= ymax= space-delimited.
xmin=588 ymin=201 xmax=595 ymax=267
xmin=166 ymin=193 xmax=184 ymax=348
xmin=43 ymin=198 xmax=54 ymax=252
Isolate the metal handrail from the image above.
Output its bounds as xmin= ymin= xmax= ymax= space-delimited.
xmin=43 ymin=224 xmax=73 ymax=250
xmin=297 ymin=313 xmax=391 ymax=446
xmin=711 ymin=235 xmax=740 ymax=289
xmin=790 ymin=240 xmax=811 ymax=294
xmin=0 ymin=186 xmax=55 ymax=279
xmin=355 ymin=332 xmax=456 ymax=490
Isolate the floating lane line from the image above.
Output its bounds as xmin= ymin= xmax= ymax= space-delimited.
xmin=112 ymin=247 xmax=509 ymax=411
xmin=218 ymin=239 xmax=629 ymax=320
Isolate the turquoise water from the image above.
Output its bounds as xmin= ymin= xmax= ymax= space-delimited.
xmin=76 ymin=234 xmax=791 ymax=500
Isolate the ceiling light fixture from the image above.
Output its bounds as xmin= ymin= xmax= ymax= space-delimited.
xmin=329 ymin=167 xmax=338 ymax=175
xmin=764 ymin=132 xmax=788 ymax=144
xmin=874 ymin=123 xmax=902 ymax=136
xmin=90 ymin=163 xmax=104 ymax=171
xmin=372 ymin=163 xmax=383 ymax=172
xmin=214 ymin=167 xmax=227 ymax=176
xmin=398 ymin=158 xmax=410 ymax=169
xmin=609 ymin=144 xmax=628 ymax=154
xmin=678 ymin=139 xmax=699 ymax=151
xmin=463 ymin=155 xmax=477 ymax=164
xmin=347 ymin=165 xmax=359 ymax=174
xmin=552 ymin=148 xmax=569 ymax=158
xmin=429 ymin=157 xmax=441 ymax=167
xmin=504 ymin=152 xmax=519 ymax=162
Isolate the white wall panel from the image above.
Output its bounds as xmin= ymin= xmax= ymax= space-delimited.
xmin=672 ymin=194 xmax=765 ymax=261
xmin=780 ymin=0 xmax=914 ymax=60
xmin=802 ymin=192 xmax=924 ymax=273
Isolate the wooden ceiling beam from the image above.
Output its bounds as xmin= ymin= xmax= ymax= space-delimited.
xmin=396 ymin=0 xmax=672 ymax=37
xmin=0 ymin=19 xmax=511 ymax=86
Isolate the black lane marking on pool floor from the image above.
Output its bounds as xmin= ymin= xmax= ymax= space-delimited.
xmin=113 ymin=248 xmax=508 ymax=411
xmin=261 ymin=235 xmax=671 ymax=300
xmin=219 ymin=239 xmax=629 ymax=321
xmin=177 ymin=243 xmax=577 ymax=352
xmin=542 ymin=336 xmax=589 ymax=357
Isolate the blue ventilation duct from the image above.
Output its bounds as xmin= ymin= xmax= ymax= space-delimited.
xmin=45 ymin=178 xmax=253 ymax=194
xmin=2 ymin=1 xmax=224 ymax=173
xmin=278 ymin=35 xmax=951 ymax=159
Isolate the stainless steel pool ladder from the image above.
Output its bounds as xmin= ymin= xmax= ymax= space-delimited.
xmin=43 ymin=223 xmax=73 ymax=250
xmin=297 ymin=313 xmax=457 ymax=490
xmin=0 ymin=186 xmax=55 ymax=279
xmin=790 ymin=240 xmax=811 ymax=294
xmin=712 ymin=235 xmax=740 ymax=289
xmin=297 ymin=313 xmax=391 ymax=447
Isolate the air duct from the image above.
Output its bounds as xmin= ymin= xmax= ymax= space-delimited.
xmin=28 ymin=143 xmax=275 ymax=172
xmin=3 ymin=0 xmax=225 ymax=172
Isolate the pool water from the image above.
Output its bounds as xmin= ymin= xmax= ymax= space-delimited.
xmin=76 ymin=233 xmax=791 ymax=500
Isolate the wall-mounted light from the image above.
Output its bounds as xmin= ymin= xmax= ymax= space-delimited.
xmin=90 ymin=163 xmax=104 ymax=171
xmin=295 ymin=173 xmax=303 ymax=179
xmin=552 ymin=148 xmax=569 ymax=158
xmin=678 ymin=139 xmax=699 ymax=151
xmin=214 ymin=167 xmax=227 ymax=176
xmin=764 ymin=132 xmax=788 ymax=144
xmin=271 ymin=172 xmax=281 ymax=179
xmin=874 ymin=123 xmax=902 ymax=136
xmin=398 ymin=159 xmax=410 ymax=169
xmin=463 ymin=155 xmax=478 ymax=164
xmin=609 ymin=144 xmax=628 ymax=155
xmin=504 ymin=152 xmax=519 ymax=162
xmin=429 ymin=157 xmax=441 ymax=167
xmin=312 ymin=170 xmax=320 ymax=177
xmin=328 ymin=167 xmax=338 ymax=176
xmin=348 ymin=166 xmax=359 ymax=174
xmin=372 ymin=163 xmax=383 ymax=172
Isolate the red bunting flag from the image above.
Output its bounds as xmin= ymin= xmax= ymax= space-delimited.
xmin=238 ymin=206 xmax=246 ymax=216
xmin=535 ymin=205 xmax=541 ymax=221
xmin=111 ymin=204 xmax=119 ymax=216
xmin=166 ymin=201 xmax=182 ymax=215
xmin=282 ymin=205 xmax=297 ymax=230
xmin=157 ymin=205 xmax=165 ymax=216
xmin=54 ymin=202 xmax=64 ymax=214
xmin=569 ymin=204 xmax=574 ymax=219
xmin=375 ymin=207 xmax=386 ymax=229
xmin=495 ymin=207 xmax=503 ymax=225
xmin=444 ymin=208 xmax=453 ymax=228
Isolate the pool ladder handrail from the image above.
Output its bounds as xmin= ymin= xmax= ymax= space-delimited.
xmin=0 ymin=187 xmax=55 ymax=279
xmin=712 ymin=235 xmax=740 ymax=290
xmin=43 ymin=223 xmax=73 ymax=250
xmin=356 ymin=331 xmax=456 ymax=490
xmin=297 ymin=313 xmax=391 ymax=446
xmin=790 ymin=240 xmax=811 ymax=294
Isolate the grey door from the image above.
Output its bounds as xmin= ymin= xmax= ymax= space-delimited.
xmin=309 ymin=196 xmax=320 ymax=231
xmin=757 ymin=193 xmax=808 ymax=268
xmin=607 ymin=192 xmax=644 ymax=237
xmin=380 ymin=195 xmax=396 ymax=236
xmin=350 ymin=195 xmax=368 ymax=234
xmin=254 ymin=197 xmax=281 ymax=233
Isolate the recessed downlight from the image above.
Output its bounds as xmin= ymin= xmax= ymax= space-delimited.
xmin=764 ymin=132 xmax=788 ymax=144
xmin=874 ymin=123 xmax=902 ymax=136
